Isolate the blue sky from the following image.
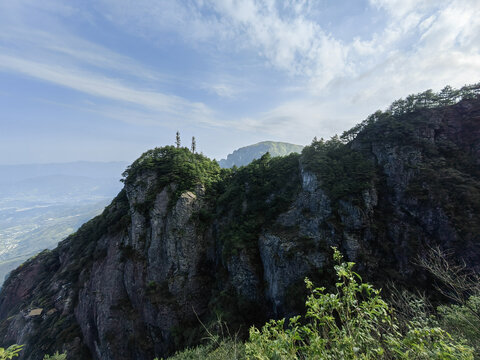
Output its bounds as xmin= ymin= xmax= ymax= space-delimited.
xmin=1 ymin=0 xmax=479 ymax=164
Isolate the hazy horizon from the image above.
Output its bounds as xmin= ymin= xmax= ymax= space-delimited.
xmin=0 ymin=140 xmax=306 ymax=166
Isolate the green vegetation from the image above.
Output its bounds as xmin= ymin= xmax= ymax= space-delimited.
xmin=122 ymin=146 xmax=221 ymax=189
xmin=0 ymin=191 xmax=131 ymax=359
xmin=418 ymin=248 xmax=480 ymax=357
xmin=160 ymin=339 xmax=244 ymax=360
xmin=340 ymin=82 xmax=480 ymax=142
xmin=216 ymin=153 xmax=301 ymax=258
xmin=301 ymin=136 xmax=376 ymax=204
xmin=2 ymin=84 xmax=479 ymax=360
xmin=0 ymin=200 xmax=109 ymax=288
xmin=166 ymin=249 xmax=475 ymax=360
xmin=42 ymin=352 xmax=67 ymax=360
xmin=58 ymin=188 xmax=130 ymax=284
xmin=246 ymin=248 xmax=472 ymax=359
xmin=0 ymin=347 xmax=66 ymax=360
xmin=438 ymin=297 xmax=480 ymax=356
xmin=337 ymin=82 xmax=480 ymax=244
xmin=122 ymin=146 xmax=222 ymax=212
xmin=0 ymin=345 xmax=23 ymax=360
xmin=159 ymin=318 xmax=245 ymax=360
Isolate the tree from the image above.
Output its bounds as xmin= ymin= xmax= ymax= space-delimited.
xmin=191 ymin=136 xmax=196 ymax=153
xmin=176 ymin=131 xmax=181 ymax=148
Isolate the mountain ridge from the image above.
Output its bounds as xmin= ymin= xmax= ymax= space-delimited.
xmin=218 ymin=141 xmax=304 ymax=168
xmin=0 ymin=89 xmax=479 ymax=359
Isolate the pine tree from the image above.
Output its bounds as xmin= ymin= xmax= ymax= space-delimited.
xmin=191 ymin=136 xmax=196 ymax=153
xmin=175 ymin=131 xmax=181 ymax=148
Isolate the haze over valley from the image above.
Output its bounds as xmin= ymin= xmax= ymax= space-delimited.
xmin=0 ymin=162 xmax=126 ymax=286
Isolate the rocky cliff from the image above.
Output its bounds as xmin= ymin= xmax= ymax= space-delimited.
xmin=0 ymin=97 xmax=479 ymax=360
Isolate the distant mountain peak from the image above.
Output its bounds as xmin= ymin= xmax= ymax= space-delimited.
xmin=218 ymin=141 xmax=304 ymax=168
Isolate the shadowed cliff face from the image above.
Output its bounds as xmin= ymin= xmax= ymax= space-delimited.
xmin=0 ymin=99 xmax=479 ymax=360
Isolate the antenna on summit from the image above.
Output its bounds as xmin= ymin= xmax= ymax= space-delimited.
xmin=175 ymin=131 xmax=181 ymax=148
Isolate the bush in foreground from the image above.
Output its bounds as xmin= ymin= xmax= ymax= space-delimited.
xmin=0 ymin=345 xmax=23 ymax=360
xmin=246 ymin=248 xmax=473 ymax=359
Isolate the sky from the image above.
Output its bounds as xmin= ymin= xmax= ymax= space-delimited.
xmin=0 ymin=0 xmax=479 ymax=164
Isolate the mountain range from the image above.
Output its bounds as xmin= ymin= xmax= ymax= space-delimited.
xmin=0 ymin=90 xmax=479 ymax=359
xmin=218 ymin=141 xmax=304 ymax=168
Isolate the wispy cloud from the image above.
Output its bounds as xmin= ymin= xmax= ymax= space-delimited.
xmin=1 ymin=0 xmax=479 ymax=162
xmin=98 ymin=0 xmax=350 ymax=86
xmin=0 ymin=52 xmax=219 ymax=127
xmin=0 ymin=28 xmax=164 ymax=83
xmin=96 ymin=0 xmax=480 ymax=95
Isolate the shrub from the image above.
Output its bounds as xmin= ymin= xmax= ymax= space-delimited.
xmin=301 ymin=136 xmax=376 ymax=204
xmin=437 ymin=296 xmax=480 ymax=357
xmin=0 ymin=345 xmax=23 ymax=360
xmin=418 ymin=247 xmax=480 ymax=357
xmin=157 ymin=317 xmax=245 ymax=360
xmin=43 ymin=352 xmax=67 ymax=360
xmin=158 ymin=340 xmax=245 ymax=360
xmin=245 ymin=248 xmax=473 ymax=359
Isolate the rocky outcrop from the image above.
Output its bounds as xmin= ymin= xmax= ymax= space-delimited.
xmin=0 ymin=179 xmax=215 ymax=359
xmin=0 ymin=99 xmax=479 ymax=359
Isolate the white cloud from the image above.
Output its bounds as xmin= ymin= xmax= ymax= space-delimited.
xmin=98 ymin=0 xmax=349 ymax=84
xmin=2 ymin=0 xmax=480 ymax=153
xmin=0 ymin=53 xmax=218 ymax=127
xmin=95 ymin=0 xmax=479 ymax=104
xmin=0 ymin=28 xmax=163 ymax=83
xmin=53 ymin=0 xmax=480 ymax=142
xmin=368 ymin=0 xmax=447 ymax=19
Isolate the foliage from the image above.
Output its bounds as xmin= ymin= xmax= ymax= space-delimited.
xmin=159 ymin=316 xmax=245 ymax=360
xmin=158 ymin=340 xmax=243 ymax=360
xmin=43 ymin=352 xmax=67 ymax=360
xmin=58 ymin=189 xmax=130 ymax=283
xmin=0 ymin=192 xmax=130 ymax=359
xmin=418 ymin=248 xmax=480 ymax=357
xmin=122 ymin=146 xmax=221 ymax=188
xmin=0 ymin=347 xmax=66 ymax=360
xmin=156 ymin=340 xmax=244 ymax=360
xmin=216 ymin=152 xmax=301 ymax=258
xmin=122 ymin=146 xmax=222 ymax=210
xmin=437 ymin=296 xmax=480 ymax=357
xmin=385 ymin=83 xmax=480 ymax=116
xmin=301 ymin=136 xmax=376 ymax=203
xmin=0 ymin=345 xmax=23 ymax=360
xmin=245 ymin=248 xmax=473 ymax=359
xmin=340 ymin=82 xmax=480 ymax=142
xmin=337 ymin=81 xmax=480 ymax=244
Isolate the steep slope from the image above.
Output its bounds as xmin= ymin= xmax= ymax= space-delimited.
xmin=0 ymin=95 xmax=479 ymax=360
xmin=218 ymin=141 xmax=304 ymax=168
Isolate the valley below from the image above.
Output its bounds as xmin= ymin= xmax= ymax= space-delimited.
xmin=0 ymin=162 xmax=127 ymax=287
